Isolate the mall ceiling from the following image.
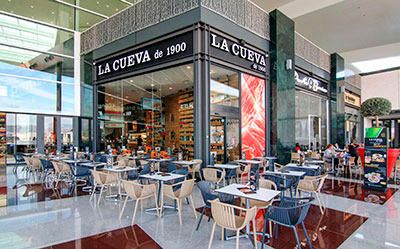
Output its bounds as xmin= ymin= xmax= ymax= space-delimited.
xmin=0 ymin=0 xmax=138 ymax=31
xmin=253 ymin=0 xmax=400 ymax=75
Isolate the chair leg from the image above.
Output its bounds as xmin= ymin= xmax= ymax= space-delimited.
xmin=252 ymin=218 xmax=258 ymax=249
xmin=315 ymin=191 xmax=324 ymax=214
xmin=119 ymin=195 xmax=129 ymax=219
xmin=132 ymin=200 xmax=139 ymax=225
xmin=261 ymin=216 xmax=267 ymax=249
xmin=236 ymin=229 xmax=240 ymax=249
xmin=274 ymin=223 xmax=279 ymax=239
xmin=97 ymin=185 xmax=105 ymax=205
xmin=196 ymin=207 xmax=206 ymax=231
xmin=207 ymin=222 xmax=216 ymax=249
xmin=292 ymin=226 xmax=301 ymax=249
xmin=90 ymin=184 xmax=97 ymax=201
xmin=221 ymin=227 xmax=224 ymax=240
xmin=301 ymin=222 xmax=312 ymax=249
xmin=177 ymin=199 xmax=183 ymax=225
xmin=190 ymin=195 xmax=198 ymax=219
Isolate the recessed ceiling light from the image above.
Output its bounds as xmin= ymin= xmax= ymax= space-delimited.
xmin=151 ymin=84 xmax=154 ymax=87
xmin=106 ymin=4 xmax=110 ymax=8
xmin=30 ymin=5 xmax=34 ymax=8
xmin=31 ymin=16 xmax=34 ymax=19
xmin=96 ymin=1 xmax=99 ymax=4
xmin=116 ymin=8 xmax=119 ymax=11
xmin=129 ymin=80 xmax=133 ymax=82
xmin=169 ymin=87 xmax=173 ymax=90
xmin=186 ymin=66 xmax=191 ymax=69
xmin=86 ymin=22 xmax=89 ymax=25
xmin=51 ymin=11 xmax=55 ymax=15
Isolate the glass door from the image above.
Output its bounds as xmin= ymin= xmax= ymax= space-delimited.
xmin=308 ymin=115 xmax=321 ymax=149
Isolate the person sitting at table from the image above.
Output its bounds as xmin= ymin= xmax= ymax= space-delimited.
xmin=324 ymin=144 xmax=339 ymax=168
xmin=295 ymin=143 xmax=301 ymax=153
xmin=348 ymin=142 xmax=359 ymax=165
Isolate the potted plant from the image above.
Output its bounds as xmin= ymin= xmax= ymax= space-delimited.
xmin=360 ymin=97 xmax=392 ymax=127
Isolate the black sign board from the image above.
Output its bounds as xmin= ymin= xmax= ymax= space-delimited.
xmin=364 ymin=127 xmax=388 ymax=191
xmin=95 ymin=32 xmax=193 ymax=81
xmin=209 ymin=33 xmax=268 ymax=74
xmin=295 ymin=70 xmax=328 ymax=95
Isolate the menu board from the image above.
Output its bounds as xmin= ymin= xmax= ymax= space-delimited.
xmin=364 ymin=127 xmax=388 ymax=191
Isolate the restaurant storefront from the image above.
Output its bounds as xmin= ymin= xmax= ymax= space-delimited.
xmin=91 ymin=24 xmax=269 ymax=163
xmin=344 ymin=90 xmax=362 ymax=144
xmin=294 ymin=68 xmax=329 ymax=150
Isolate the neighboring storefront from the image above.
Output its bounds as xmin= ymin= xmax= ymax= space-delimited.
xmin=294 ymin=68 xmax=330 ymax=150
xmin=91 ymin=25 xmax=269 ymax=163
xmin=344 ymin=90 xmax=362 ymax=144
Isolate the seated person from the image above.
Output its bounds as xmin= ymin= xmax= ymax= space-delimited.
xmin=324 ymin=144 xmax=339 ymax=168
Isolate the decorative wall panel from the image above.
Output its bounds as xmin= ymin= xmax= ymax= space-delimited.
xmin=81 ymin=0 xmax=270 ymax=54
xmin=241 ymin=74 xmax=266 ymax=159
xmin=295 ymin=32 xmax=330 ymax=73
xmin=201 ymin=0 xmax=270 ymax=41
xmin=81 ymin=0 xmax=199 ymax=54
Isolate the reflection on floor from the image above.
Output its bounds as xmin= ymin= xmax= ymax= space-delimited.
xmin=197 ymin=203 xmax=367 ymax=249
xmin=44 ymin=225 xmax=162 ymax=249
xmin=265 ymin=205 xmax=367 ymax=249
xmin=321 ymin=178 xmax=397 ymax=205
xmin=6 ymin=165 xmax=89 ymax=206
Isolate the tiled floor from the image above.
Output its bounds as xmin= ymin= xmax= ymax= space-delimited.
xmin=321 ymin=178 xmax=397 ymax=205
xmin=5 ymin=166 xmax=89 ymax=206
xmin=197 ymin=204 xmax=367 ymax=248
xmin=0 ymin=165 xmax=399 ymax=249
xmin=43 ymin=225 xmax=162 ymax=249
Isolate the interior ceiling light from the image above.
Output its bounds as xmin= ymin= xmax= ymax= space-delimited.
xmin=352 ymin=56 xmax=400 ymax=73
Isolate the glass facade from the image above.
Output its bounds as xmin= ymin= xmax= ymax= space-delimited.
xmin=210 ymin=65 xmax=240 ymax=163
xmin=295 ymin=91 xmax=328 ymax=150
xmin=209 ymin=65 xmax=266 ymax=163
xmin=97 ymin=64 xmax=194 ymax=159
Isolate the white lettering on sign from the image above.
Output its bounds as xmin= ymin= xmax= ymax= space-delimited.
xmin=295 ymin=71 xmax=328 ymax=94
xmin=97 ymin=43 xmax=186 ymax=77
xmin=210 ymin=33 xmax=267 ymax=72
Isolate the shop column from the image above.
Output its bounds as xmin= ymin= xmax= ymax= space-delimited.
xmin=269 ymin=10 xmax=296 ymax=162
xmin=330 ymin=53 xmax=345 ymax=147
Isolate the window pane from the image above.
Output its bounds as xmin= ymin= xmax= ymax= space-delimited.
xmin=210 ymin=65 xmax=240 ymax=163
xmin=0 ymin=45 xmax=75 ymax=115
xmin=97 ymin=64 xmax=194 ymax=159
xmin=295 ymin=91 xmax=328 ymax=150
xmin=16 ymin=114 xmax=36 ymax=154
xmin=61 ymin=117 xmax=73 ymax=152
xmin=44 ymin=116 xmax=56 ymax=153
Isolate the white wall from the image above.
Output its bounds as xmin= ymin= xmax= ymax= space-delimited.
xmin=361 ymin=69 xmax=400 ymax=128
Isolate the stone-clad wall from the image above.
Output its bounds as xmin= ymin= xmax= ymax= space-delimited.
xmin=81 ymin=0 xmax=199 ymax=54
xmin=200 ymin=0 xmax=269 ymax=40
xmin=81 ymin=0 xmax=270 ymax=54
xmin=295 ymin=32 xmax=330 ymax=73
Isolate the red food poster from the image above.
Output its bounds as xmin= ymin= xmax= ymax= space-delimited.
xmin=241 ymin=74 xmax=266 ymax=158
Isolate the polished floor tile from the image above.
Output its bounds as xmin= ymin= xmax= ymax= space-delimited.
xmin=321 ymin=178 xmax=397 ymax=205
xmin=197 ymin=203 xmax=367 ymax=248
xmin=266 ymin=205 xmax=367 ymax=249
xmin=43 ymin=225 xmax=162 ymax=249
